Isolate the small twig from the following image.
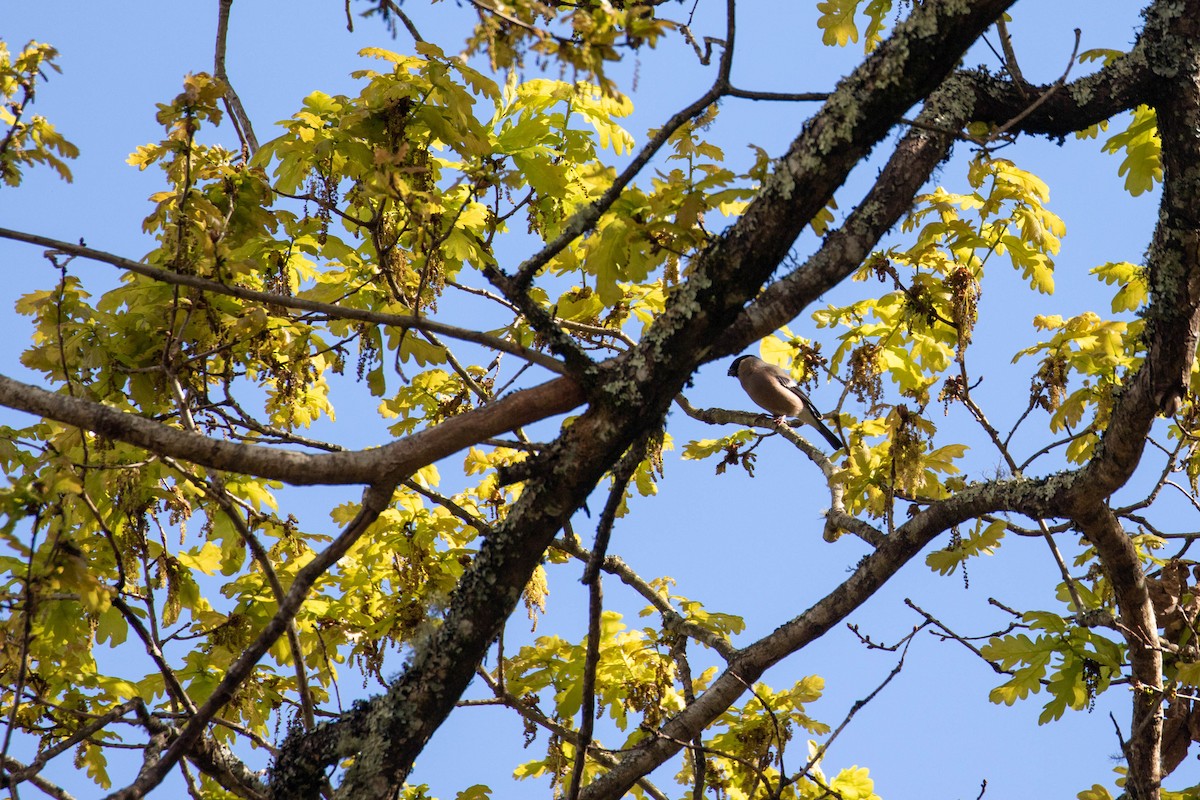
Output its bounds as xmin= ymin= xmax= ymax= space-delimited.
xmin=987 ymin=597 xmax=1023 ymax=618
xmin=404 ymin=480 xmax=495 ymax=537
xmin=377 ymin=0 xmax=425 ymax=41
xmin=568 ymin=434 xmax=651 ymax=800
xmin=0 ymin=517 xmax=41 ymax=773
xmin=0 ymin=755 xmax=77 ymax=800
xmin=1109 ymin=711 xmax=1128 ymax=754
xmin=846 ymin=622 xmax=918 ymax=652
xmin=104 ymin=482 xmax=396 ymax=799
xmin=725 ymin=87 xmax=829 ymax=102
xmin=667 ymin=636 xmax=706 ymax=800
xmin=566 ymin=568 xmax=604 ymax=800
xmin=788 ymin=633 xmax=915 ymax=790
xmin=729 ymin=672 xmax=789 ymax=797
xmin=953 ymin=365 xmax=1088 ymax=614
xmin=0 ymin=227 xmax=566 ymax=374
xmin=907 ymin=599 xmax=1024 ymax=680
xmin=552 ymin=535 xmax=737 ymax=660
xmin=994 ymin=17 xmax=1028 ymax=96
xmin=987 ymin=28 xmax=1082 ymax=143
xmin=506 ymin=36 xmax=735 ymax=292
xmin=465 ymin=0 xmax=576 ymax=46
xmin=110 ymin=596 xmax=199 ymax=715
xmin=1 ymin=699 xmax=139 ymax=790
xmin=473 ymin=669 xmax=672 ymax=800
xmin=1163 ymin=480 xmax=1200 ymax=516
xmin=159 ymin=377 xmax=317 ymax=734
xmin=676 ymin=394 xmax=883 ymax=546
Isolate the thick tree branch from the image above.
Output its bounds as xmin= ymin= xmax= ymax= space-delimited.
xmin=579 ymin=470 xmax=1030 ymax=799
xmin=1071 ymin=503 xmax=1162 ymax=798
xmin=721 ymin=38 xmax=1157 ymax=356
xmin=718 ymin=80 xmax=966 ymax=353
xmin=969 ymin=33 xmax=1152 ymax=139
xmin=0 ymin=371 xmax=583 ymax=486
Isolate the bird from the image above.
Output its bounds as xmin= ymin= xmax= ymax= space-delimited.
xmin=727 ymin=355 xmax=843 ymax=450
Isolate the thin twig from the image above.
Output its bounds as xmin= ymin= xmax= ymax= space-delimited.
xmin=552 ymin=535 xmax=737 ymax=660
xmin=987 ymin=28 xmax=1082 ymax=143
xmin=505 ymin=17 xmax=737 ymax=293
xmin=1 ymin=699 xmax=139 ymax=790
xmin=0 ymin=515 xmax=40 ymax=773
xmin=0 ymin=755 xmax=77 ymax=800
xmin=726 ymin=87 xmax=829 ymax=102
xmin=953 ymin=365 xmax=1088 ymax=613
xmin=159 ymin=370 xmax=318 ymax=733
xmin=994 ymin=17 xmax=1028 ymax=96
xmin=0 ymin=227 xmax=565 ymax=374
xmin=906 ymin=599 xmax=1022 ymax=679
xmin=473 ymin=669 xmax=672 ymax=800
xmin=789 ymin=631 xmax=918 ymax=789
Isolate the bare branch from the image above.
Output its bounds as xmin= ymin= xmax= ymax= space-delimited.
xmin=214 ymin=0 xmax=259 ymax=153
xmin=0 ymin=755 xmax=77 ymax=800
xmin=0 ymin=370 xmax=583 ymax=486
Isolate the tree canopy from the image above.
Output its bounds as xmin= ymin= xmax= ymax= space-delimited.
xmin=2 ymin=1 xmax=1200 ymax=799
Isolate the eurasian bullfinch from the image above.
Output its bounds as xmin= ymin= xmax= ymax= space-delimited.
xmin=728 ymin=355 xmax=842 ymax=450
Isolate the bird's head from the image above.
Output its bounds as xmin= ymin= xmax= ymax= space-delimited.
xmin=727 ymin=354 xmax=755 ymax=377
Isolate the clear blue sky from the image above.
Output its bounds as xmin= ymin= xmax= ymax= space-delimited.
xmin=3 ymin=2 xmax=1191 ymax=798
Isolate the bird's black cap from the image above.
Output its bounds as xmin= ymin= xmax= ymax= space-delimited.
xmin=727 ymin=354 xmax=753 ymax=377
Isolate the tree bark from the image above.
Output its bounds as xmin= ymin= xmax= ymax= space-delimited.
xmin=269 ymin=1 xmax=1020 ymax=796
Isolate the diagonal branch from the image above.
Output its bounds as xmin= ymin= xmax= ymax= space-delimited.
xmin=718 ymin=80 xmax=968 ymax=353
xmin=214 ymin=0 xmax=259 ymax=153
xmin=579 ymin=472 xmax=1027 ymax=800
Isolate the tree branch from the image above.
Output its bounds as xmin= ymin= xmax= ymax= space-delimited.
xmin=214 ymin=0 xmax=259 ymax=153
xmin=579 ymin=468 xmax=1029 ymax=800
xmin=0 ymin=226 xmax=565 ymax=374
xmin=0 ymin=371 xmax=583 ymax=486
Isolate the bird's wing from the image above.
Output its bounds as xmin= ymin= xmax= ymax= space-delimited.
xmin=771 ymin=371 xmax=816 ymax=409
xmin=764 ymin=367 xmax=843 ymax=449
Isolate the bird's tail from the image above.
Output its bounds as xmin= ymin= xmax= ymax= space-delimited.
xmin=811 ymin=416 xmax=843 ymax=451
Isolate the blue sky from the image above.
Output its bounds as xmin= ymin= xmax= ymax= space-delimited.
xmin=3 ymin=1 xmax=1193 ymax=798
